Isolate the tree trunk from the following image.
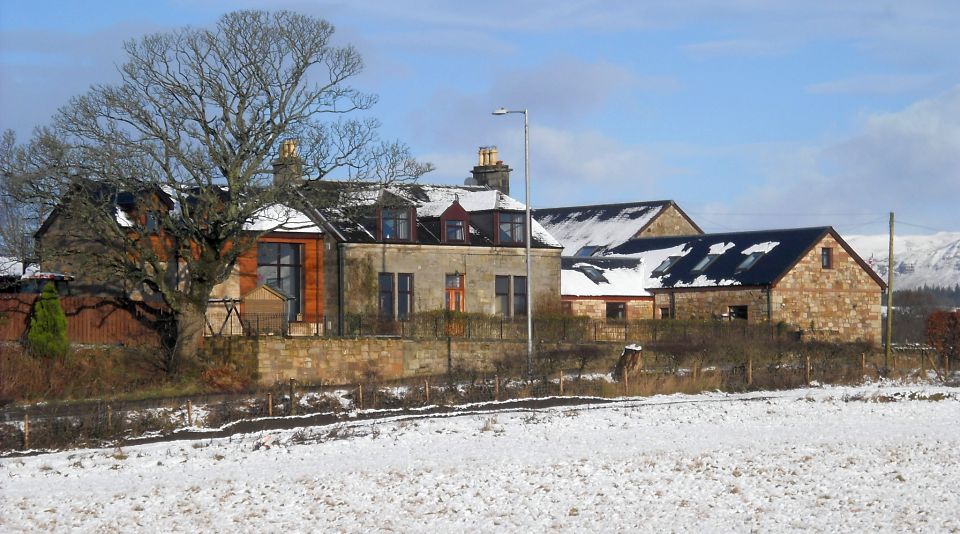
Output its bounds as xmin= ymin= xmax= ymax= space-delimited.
xmin=170 ymin=303 xmax=206 ymax=375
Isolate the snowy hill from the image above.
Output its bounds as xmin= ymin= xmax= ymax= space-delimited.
xmin=845 ymin=232 xmax=960 ymax=290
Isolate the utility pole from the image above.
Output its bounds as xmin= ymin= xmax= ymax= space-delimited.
xmin=885 ymin=211 xmax=894 ymax=374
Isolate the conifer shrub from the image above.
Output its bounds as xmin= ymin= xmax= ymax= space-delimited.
xmin=26 ymin=282 xmax=70 ymax=359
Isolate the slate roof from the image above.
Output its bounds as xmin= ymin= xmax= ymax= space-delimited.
xmin=560 ymin=256 xmax=648 ymax=297
xmin=302 ymin=181 xmax=561 ymax=248
xmin=602 ymin=226 xmax=886 ymax=290
xmin=535 ymin=200 xmax=701 ymax=256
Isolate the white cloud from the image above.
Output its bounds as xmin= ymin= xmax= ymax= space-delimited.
xmin=712 ymin=86 xmax=960 ymax=233
xmin=423 ymin=125 xmax=680 ymax=208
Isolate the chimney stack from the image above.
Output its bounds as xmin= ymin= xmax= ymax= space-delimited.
xmin=273 ymin=138 xmax=303 ymax=186
xmin=469 ymin=145 xmax=511 ymax=195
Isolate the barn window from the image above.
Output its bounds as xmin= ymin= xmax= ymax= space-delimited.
xmin=821 ymin=247 xmax=833 ymax=269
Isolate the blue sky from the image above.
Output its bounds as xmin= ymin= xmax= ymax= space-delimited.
xmin=2 ymin=1 xmax=959 ymax=235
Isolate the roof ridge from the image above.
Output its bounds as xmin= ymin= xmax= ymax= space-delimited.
xmin=535 ymin=200 xmax=675 ymax=212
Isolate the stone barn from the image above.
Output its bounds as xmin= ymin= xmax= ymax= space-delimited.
xmin=603 ymin=227 xmax=886 ymax=344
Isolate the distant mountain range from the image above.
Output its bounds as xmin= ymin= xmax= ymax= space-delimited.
xmin=845 ymin=232 xmax=960 ymax=290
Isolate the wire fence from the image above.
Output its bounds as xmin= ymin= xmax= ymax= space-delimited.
xmin=2 ymin=348 xmax=949 ymax=454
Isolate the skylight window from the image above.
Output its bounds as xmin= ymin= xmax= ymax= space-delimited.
xmin=575 ymin=245 xmax=603 ymax=257
xmin=575 ymin=265 xmax=608 ymax=284
xmin=691 ymin=254 xmax=720 ymax=273
xmin=651 ymin=256 xmax=681 ymax=276
xmin=736 ymin=252 xmax=765 ymax=272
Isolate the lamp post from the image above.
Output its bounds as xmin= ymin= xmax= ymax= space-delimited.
xmin=492 ymin=107 xmax=534 ymax=376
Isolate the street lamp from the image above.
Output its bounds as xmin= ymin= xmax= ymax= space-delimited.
xmin=492 ymin=107 xmax=534 ymax=376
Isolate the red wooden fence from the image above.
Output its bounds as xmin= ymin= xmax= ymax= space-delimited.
xmin=0 ymin=295 xmax=165 ymax=346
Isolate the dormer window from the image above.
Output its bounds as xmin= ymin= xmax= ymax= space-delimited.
xmin=652 ymin=256 xmax=681 ymax=276
xmin=445 ymin=220 xmax=465 ymax=243
xmin=381 ymin=208 xmax=411 ymax=241
xmin=498 ymin=212 xmax=525 ymax=244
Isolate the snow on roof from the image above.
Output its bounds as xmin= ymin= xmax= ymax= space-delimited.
xmin=536 ymin=203 xmax=667 ymax=256
xmin=414 ymin=185 xmax=560 ymax=248
xmin=115 ymin=207 xmax=134 ymax=228
xmin=603 ymin=227 xmax=843 ymax=289
xmin=741 ymin=241 xmax=780 ymax=255
xmin=245 ymin=204 xmax=323 ymax=234
xmin=561 ymin=258 xmax=649 ymax=297
xmin=413 ymin=186 xmax=526 ymax=216
xmin=708 ymin=242 xmax=735 ymax=255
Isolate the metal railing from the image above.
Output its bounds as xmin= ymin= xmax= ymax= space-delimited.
xmin=205 ymin=312 xmax=798 ymax=345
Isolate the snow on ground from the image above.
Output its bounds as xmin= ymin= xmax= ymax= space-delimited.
xmin=2 ymin=383 xmax=959 ymax=533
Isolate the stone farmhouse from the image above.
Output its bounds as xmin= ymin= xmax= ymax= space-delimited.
xmin=34 ymin=146 xmax=563 ymax=336
xmin=318 ymin=184 xmax=559 ymax=334
xmin=599 ymin=227 xmax=886 ymax=344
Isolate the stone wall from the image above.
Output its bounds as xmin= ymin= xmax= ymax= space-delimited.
xmin=564 ymin=297 xmax=654 ymax=320
xmin=654 ymin=287 xmax=769 ymax=322
xmin=206 ymin=337 xmax=621 ymax=385
xmin=772 ymin=234 xmax=882 ymax=344
xmin=635 ymin=204 xmax=702 ymax=238
xmin=334 ymin=243 xmax=561 ymax=317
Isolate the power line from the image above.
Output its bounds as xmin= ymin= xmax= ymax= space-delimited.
xmin=898 ymin=220 xmax=956 ymax=233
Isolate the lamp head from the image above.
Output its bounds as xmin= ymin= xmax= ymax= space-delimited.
xmin=492 ymin=107 xmax=508 ymax=115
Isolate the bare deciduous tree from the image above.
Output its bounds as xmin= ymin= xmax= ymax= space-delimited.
xmin=2 ymin=11 xmax=431 ymax=373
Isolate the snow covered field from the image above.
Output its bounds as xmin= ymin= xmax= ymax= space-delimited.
xmin=2 ymin=383 xmax=959 ymax=533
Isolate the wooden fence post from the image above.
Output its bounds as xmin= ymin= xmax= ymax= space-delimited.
xmin=23 ymin=414 xmax=30 ymax=450
xmin=187 ymin=400 xmax=193 ymax=427
xmin=289 ymin=378 xmax=297 ymax=416
xmin=358 ymin=384 xmax=364 ymax=411
xmin=624 ymin=368 xmax=629 ymax=393
xmin=425 ymin=380 xmax=430 ymax=405
xmin=106 ymin=404 xmax=112 ymax=430
xmin=805 ymin=355 xmax=811 ymax=385
xmin=861 ymin=353 xmax=866 ymax=375
xmin=494 ymin=374 xmax=500 ymax=401
xmin=559 ymin=371 xmax=564 ymax=396
xmin=746 ymin=355 xmax=753 ymax=387
xmin=267 ymin=392 xmax=273 ymax=417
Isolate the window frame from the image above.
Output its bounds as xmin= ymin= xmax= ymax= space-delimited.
xmin=736 ymin=252 xmax=765 ymax=273
xmin=495 ymin=275 xmax=510 ymax=317
xmin=652 ymin=256 xmax=681 ymax=276
xmin=691 ymin=254 xmax=720 ymax=274
xmin=513 ymin=275 xmax=527 ymax=317
xmin=256 ymin=242 xmax=304 ymax=321
xmin=378 ymin=272 xmax=415 ymax=319
xmin=606 ymin=301 xmax=626 ymax=320
xmin=381 ymin=207 xmax=412 ymax=242
xmin=445 ymin=273 xmax=465 ymax=312
xmin=821 ymin=247 xmax=833 ymax=269
xmin=397 ymin=273 xmax=414 ymax=319
xmin=378 ymin=273 xmax=394 ymax=319
xmin=444 ymin=219 xmax=466 ymax=243
xmin=497 ymin=212 xmax=525 ymax=245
